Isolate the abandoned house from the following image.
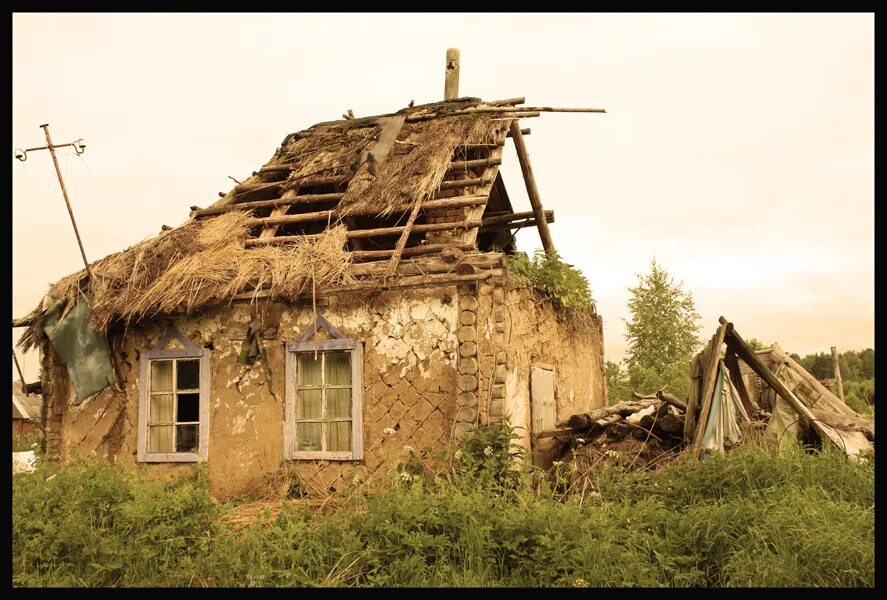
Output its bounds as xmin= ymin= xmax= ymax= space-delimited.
xmin=13 ymin=63 xmax=608 ymax=497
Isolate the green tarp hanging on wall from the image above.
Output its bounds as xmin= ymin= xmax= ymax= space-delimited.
xmin=43 ymin=297 xmax=117 ymax=403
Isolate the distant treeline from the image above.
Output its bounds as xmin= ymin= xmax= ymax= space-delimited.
xmin=789 ymin=348 xmax=874 ymax=383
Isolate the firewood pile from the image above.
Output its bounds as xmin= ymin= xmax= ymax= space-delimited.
xmin=548 ymin=393 xmax=689 ymax=477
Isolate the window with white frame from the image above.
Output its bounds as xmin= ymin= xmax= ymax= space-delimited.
xmin=285 ymin=316 xmax=363 ymax=460
xmin=138 ymin=326 xmax=209 ymax=462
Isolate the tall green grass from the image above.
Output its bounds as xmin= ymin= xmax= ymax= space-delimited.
xmin=13 ymin=430 xmax=874 ymax=587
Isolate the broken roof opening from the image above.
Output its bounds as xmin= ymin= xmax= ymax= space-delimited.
xmin=14 ymin=49 xmax=606 ymax=347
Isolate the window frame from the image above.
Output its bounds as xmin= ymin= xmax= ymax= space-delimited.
xmin=137 ymin=327 xmax=210 ymax=463
xmin=285 ymin=337 xmax=363 ymax=461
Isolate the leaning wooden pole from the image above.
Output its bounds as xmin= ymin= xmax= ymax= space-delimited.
xmin=719 ymin=317 xmax=848 ymax=455
xmin=41 ymin=124 xmax=93 ymax=282
xmin=831 ymin=346 xmax=845 ymax=403
xmin=444 ymin=48 xmax=460 ymax=100
xmin=509 ymin=121 xmax=556 ymax=257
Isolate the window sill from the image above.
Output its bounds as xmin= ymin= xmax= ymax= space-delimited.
xmin=138 ymin=452 xmax=204 ymax=463
xmin=288 ymin=451 xmax=360 ymax=461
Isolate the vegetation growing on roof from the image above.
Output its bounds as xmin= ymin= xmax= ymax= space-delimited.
xmin=506 ymin=249 xmax=596 ymax=313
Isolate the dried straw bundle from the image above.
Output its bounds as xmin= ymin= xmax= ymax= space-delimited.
xmin=18 ymin=213 xmax=353 ymax=350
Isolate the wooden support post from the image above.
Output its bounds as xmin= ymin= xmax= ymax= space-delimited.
xmin=444 ymin=48 xmax=460 ymax=100
xmin=831 ymin=346 xmax=845 ymax=403
xmin=689 ymin=321 xmax=729 ymax=460
xmin=509 ymin=121 xmax=556 ymax=257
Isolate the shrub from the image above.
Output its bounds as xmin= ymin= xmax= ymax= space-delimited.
xmin=12 ymin=435 xmax=874 ymax=587
xmin=506 ymin=250 xmax=596 ymax=313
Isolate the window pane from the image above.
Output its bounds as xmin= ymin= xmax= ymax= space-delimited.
xmin=150 ymin=394 xmax=174 ymax=425
xmin=177 ymin=359 xmax=200 ymax=390
xmin=325 ymin=352 xmax=351 ymax=385
xmin=297 ymin=389 xmax=322 ymax=419
xmin=297 ymin=354 xmax=322 ymax=385
xmin=296 ymin=422 xmax=322 ymax=452
xmin=177 ymin=393 xmax=200 ymax=422
xmin=176 ymin=425 xmax=199 ymax=453
xmin=148 ymin=425 xmax=174 ymax=453
xmin=151 ymin=360 xmax=173 ymax=393
xmin=327 ymin=421 xmax=352 ymax=452
xmin=327 ymin=388 xmax=351 ymax=418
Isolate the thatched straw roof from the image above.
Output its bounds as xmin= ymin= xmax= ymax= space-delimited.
xmin=18 ymin=97 xmax=552 ymax=350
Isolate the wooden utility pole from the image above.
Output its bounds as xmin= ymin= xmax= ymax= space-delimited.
xmin=444 ymin=48 xmax=460 ymax=100
xmin=15 ymin=125 xmax=93 ymax=281
xmin=509 ymin=121 xmax=556 ymax=257
xmin=831 ymin=346 xmax=845 ymax=403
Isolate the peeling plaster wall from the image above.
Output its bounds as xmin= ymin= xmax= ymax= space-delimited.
xmin=477 ymin=278 xmax=606 ymax=452
xmin=44 ymin=288 xmax=460 ymax=499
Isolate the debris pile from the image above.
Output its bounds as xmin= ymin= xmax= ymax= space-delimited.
xmin=547 ymin=395 xmax=689 ymax=477
xmin=544 ymin=317 xmax=874 ymax=477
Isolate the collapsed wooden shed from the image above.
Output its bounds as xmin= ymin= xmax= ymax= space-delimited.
xmin=685 ymin=318 xmax=873 ymax=460
xmin=13 ymin=59 xmax=608 ymax=497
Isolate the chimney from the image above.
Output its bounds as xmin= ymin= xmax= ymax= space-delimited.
xmin=444 ymin=48 xmax=460 ymax=100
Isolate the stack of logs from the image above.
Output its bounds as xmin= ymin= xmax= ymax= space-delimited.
xmin=545 ymin=391 xmax=690 ymax=457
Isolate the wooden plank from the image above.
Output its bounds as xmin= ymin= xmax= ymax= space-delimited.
xmin=284 ymin=345 xmax=295 ymax=460
xmin=438 ymin=177 xmax=492 ymax=191
xmin=385 ymin=199 xmax=425 ymax=278
xmin=479 ymin=210 xmax=552 ymax=228
xmin=233 ymin=176 xmax=346 ymax=195
xmin=509 ymin=121 xmax=556 ymax=256
xmin=632 ymin=391 xmax=687 ymax=413
xmin=193 ymin=193 xmax=344 ymax=218
xmin=247 ymin=196 xmax=489 ymax=227
xmin=350 ymin=243 xmax=473 ymax=261
xmin=244 ymin=219 xmax=484 ymax=246
xmin=231 ymin=270 xmax=498 ymax=302
xmin=831 ymin=346 xmax=845 ymax=403
xmin=259 ymin=184 xmax=301 ymax=239
xmin=259 ymin=157 xmax=503 ymax=176
xmin=462 ymin=144 xmax=504 ymax=246
xmin=444 ymin=48 xmax=460 ymax=100
xmin=405 ymin=109 xmax=541 ymax=123
xmin=684 ymin=348 xmax=706 ymax=439
xmin=689 ymin=322 xmax=729 ymax=460
xmin=288 ymin=339 xmax=356 ymax=352
xmin=351 ymin=343 xmax=364 ymax=460
xmin=449 ymin=157 xmax=502 ymax=170
xmin=197 ymin=193 xmax=485 ymax=220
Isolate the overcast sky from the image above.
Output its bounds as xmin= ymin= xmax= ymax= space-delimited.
xmin=12 ymin=13 xmax=874 ymax=382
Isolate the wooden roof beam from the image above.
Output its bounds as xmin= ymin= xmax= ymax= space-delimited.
xmin=509 ymin=120 xmax=556 ymax=257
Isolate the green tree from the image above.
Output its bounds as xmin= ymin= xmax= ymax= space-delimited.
xmin=605 ymin=360 xmax=632 ymax=405
xmin=745 ymin=338 xmax=771 ymax=352
xmin=624 ymin=259 xmax=701 ymax=398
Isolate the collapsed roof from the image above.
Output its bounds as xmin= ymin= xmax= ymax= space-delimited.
xmin=17 ymin=97 xmax=603 ymax=349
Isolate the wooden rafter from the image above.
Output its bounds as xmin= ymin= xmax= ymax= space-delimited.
xmin=509 ymin=120 xmax=556 ymax=256
xmin=259 ymin=185 xmax=301 ymax=239
xmin=384 ymin=199 xmax=425 ymax=278
xmin=461 ymin=141 xmax=505 ymax=247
